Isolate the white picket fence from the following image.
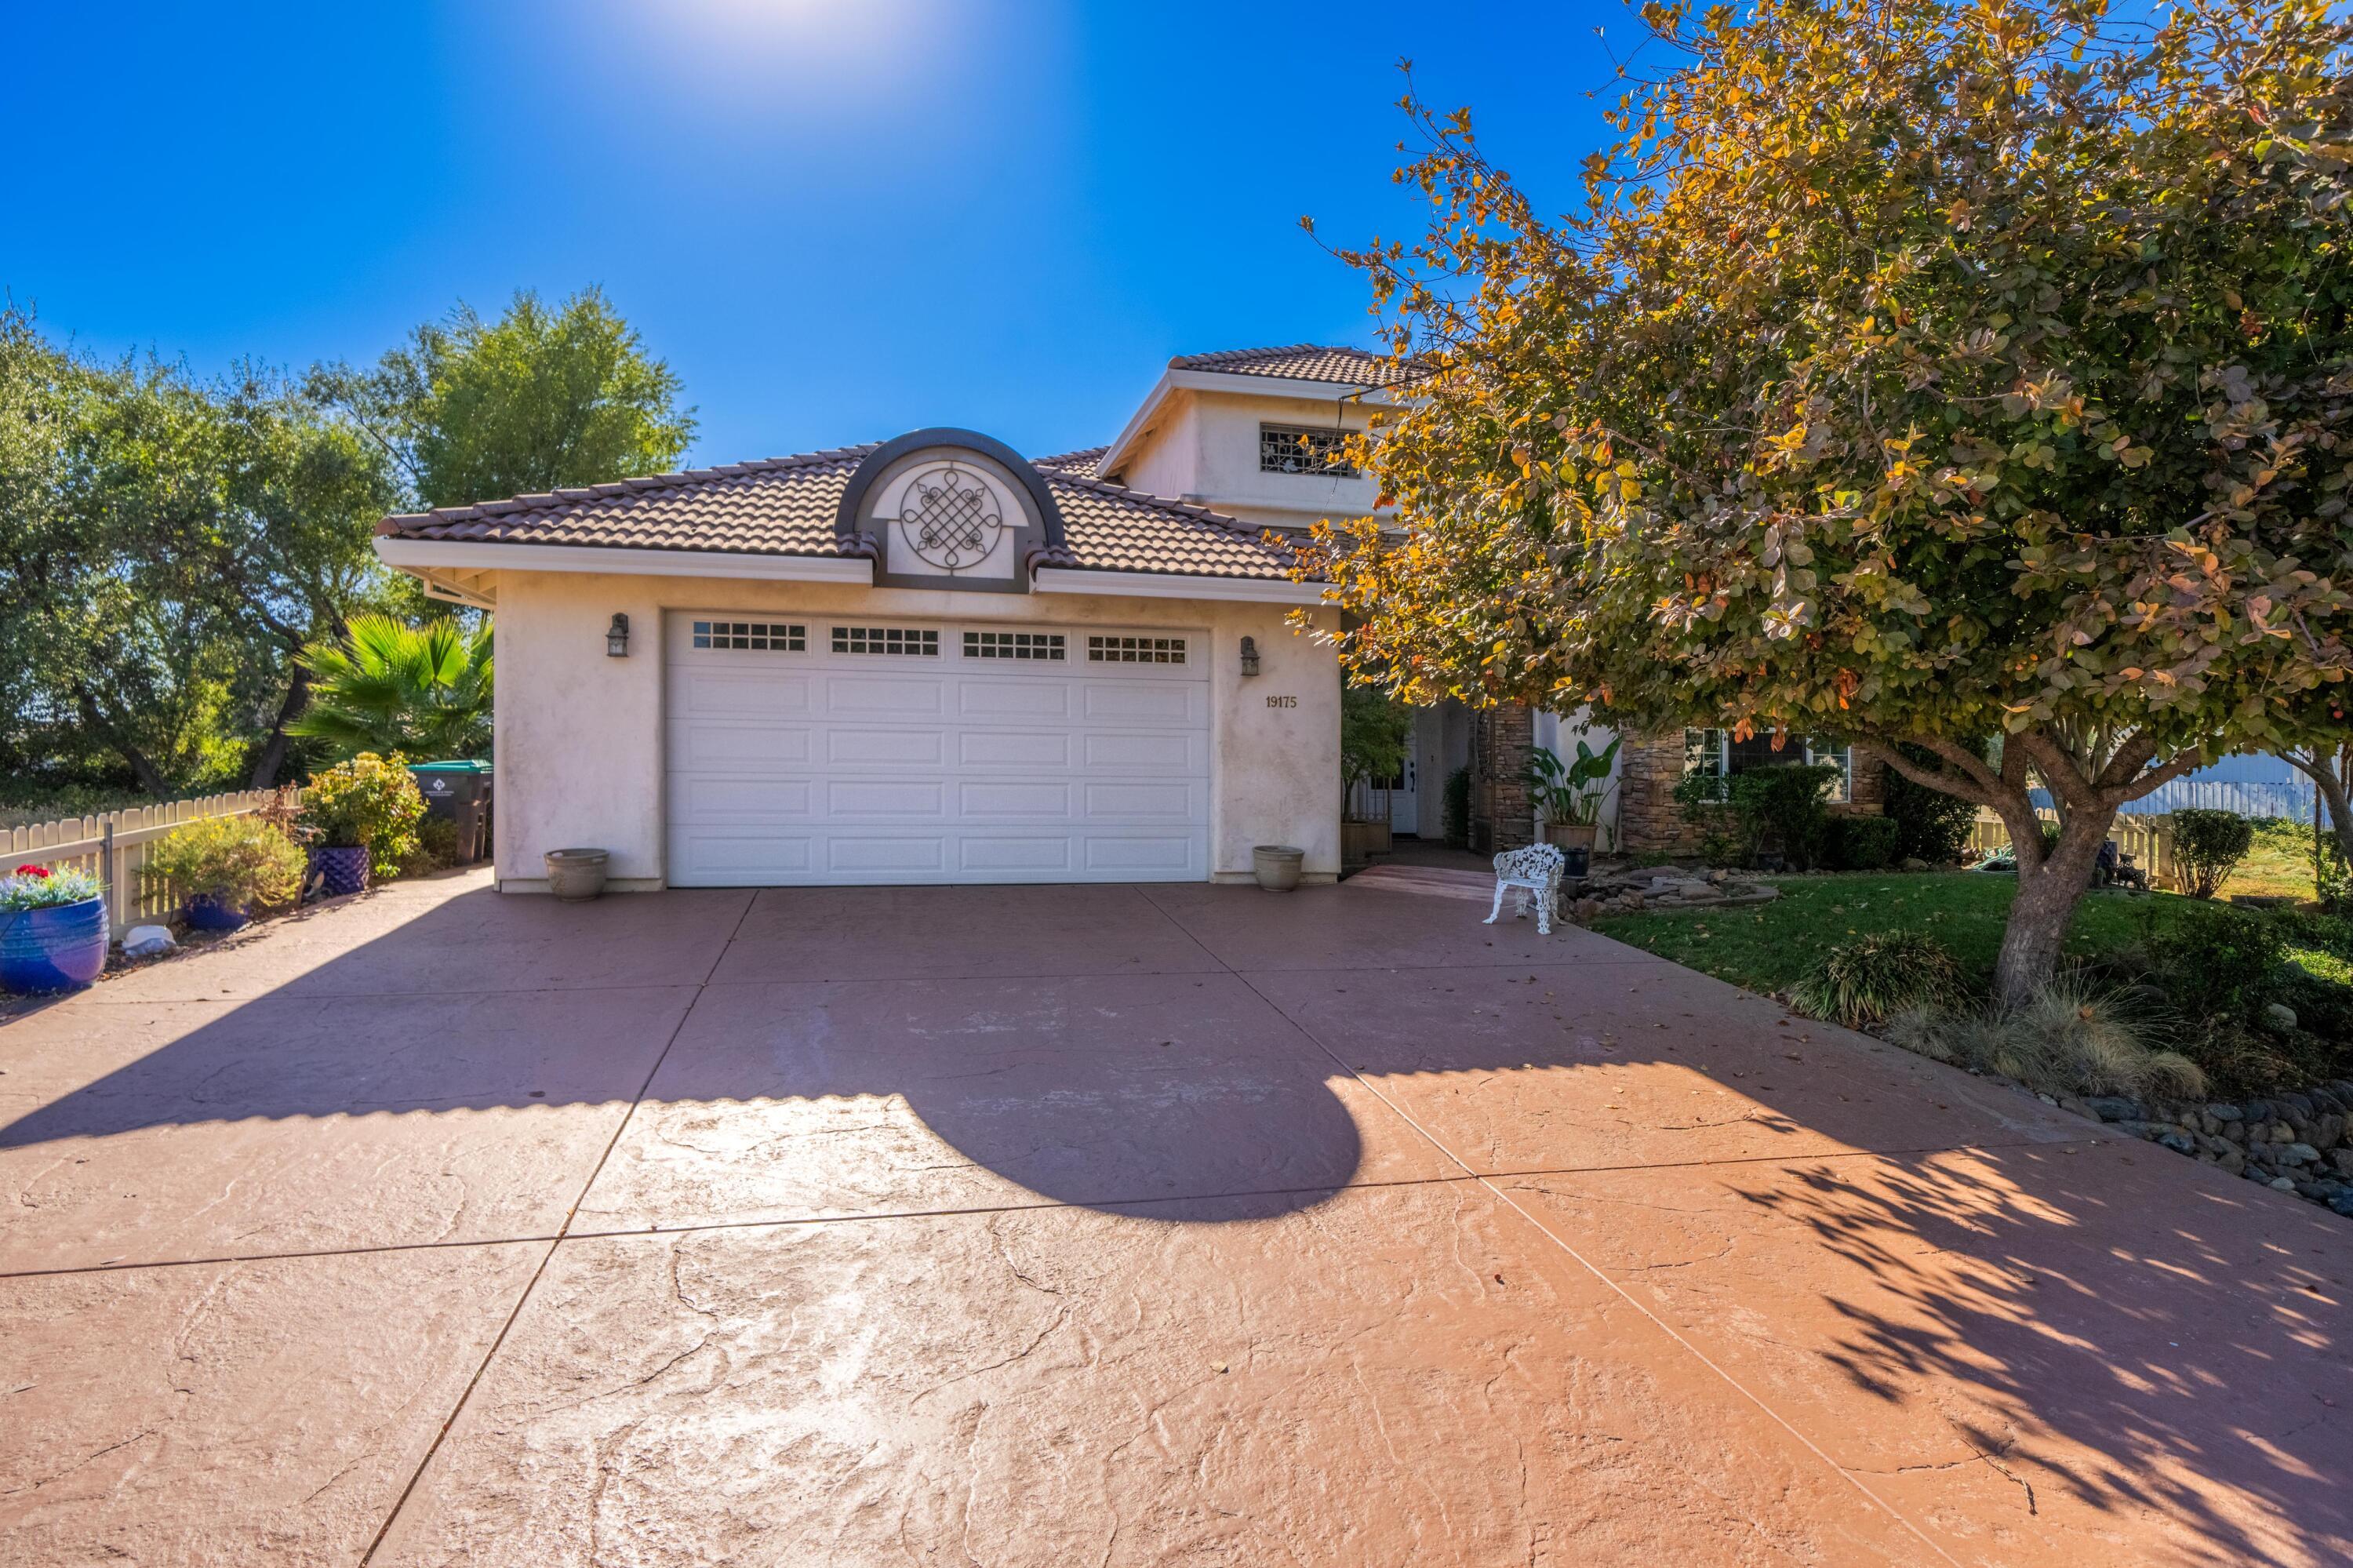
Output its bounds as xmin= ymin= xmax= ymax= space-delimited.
xmin=4 ymin=791 xmax=300 ymax=939
xmin=1968 ymin=808 xmax=2178 ymax=888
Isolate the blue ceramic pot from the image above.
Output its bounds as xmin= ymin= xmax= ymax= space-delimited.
xmin=184 ymin=893 xmax=250 ymax=932
xmin=0 ymin=895 xmax=109 ymax=993
xmin=309 ymin=845 xmax=369 ymax=898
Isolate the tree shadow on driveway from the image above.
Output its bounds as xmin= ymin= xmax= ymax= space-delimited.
xmin=2 ymin=879 xmax=2350 ymax=1563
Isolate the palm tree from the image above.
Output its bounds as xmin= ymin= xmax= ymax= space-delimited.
xmin=288 ymin=613 xmax=493 ymax=761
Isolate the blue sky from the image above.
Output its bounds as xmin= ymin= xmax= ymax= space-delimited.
xmin=5 ymin=2 xmax=1621 ymax=467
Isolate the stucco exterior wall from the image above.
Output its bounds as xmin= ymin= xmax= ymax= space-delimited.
xmin=488 ymin=569 xmax=1341 ymax=890
xmin=1114 ymin=390 xmax=1380 ymax=530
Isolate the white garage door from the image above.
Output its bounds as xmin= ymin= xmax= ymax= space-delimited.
xmin=665 ymin=613 xmax=1209 ymax=886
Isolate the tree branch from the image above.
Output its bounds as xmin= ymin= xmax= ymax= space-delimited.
xmin=1853 ymin=738 xmax=1996 ymax=808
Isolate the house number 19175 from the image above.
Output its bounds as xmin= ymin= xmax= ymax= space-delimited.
xmin=1264 ymin=694 xmax=1297 ymax=708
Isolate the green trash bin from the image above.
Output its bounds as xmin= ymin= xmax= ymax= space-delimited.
xmin=407 ymin=760 xmax=494 ymax=864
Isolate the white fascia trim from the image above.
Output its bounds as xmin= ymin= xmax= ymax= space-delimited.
xmin=1098 ymin=368 xmax=1399 ymax=479
xmin=1031 ymin=568 xmax=1329 ymax=606
xmin=373 ymin=537 xmax=875 ymax=584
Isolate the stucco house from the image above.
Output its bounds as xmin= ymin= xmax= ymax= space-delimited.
xmin=373 ymin=343 xmax=1880 ymax=891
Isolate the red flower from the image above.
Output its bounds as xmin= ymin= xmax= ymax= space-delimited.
xmin=13 ymin=864 xmax=50 ymax=878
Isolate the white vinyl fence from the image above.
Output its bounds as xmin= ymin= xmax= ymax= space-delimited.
xmin=4 ymin=791 xmax=300 ymax=939
xmin=1968 ymin=808 xmax=2178 ymax=889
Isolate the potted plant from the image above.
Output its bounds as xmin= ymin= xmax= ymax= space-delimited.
xmin=1526 ymin=736 xmax=1622 ymax=868
xmin=300 ymin=752 xmax=427 ymax=897
xmin=1 ymin=863 xmax=109 ymax=993
xmin=143 ymin=817 xmax=307 ymax=932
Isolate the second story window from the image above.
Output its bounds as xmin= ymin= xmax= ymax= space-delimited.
xmin=1259 ymin=424 xmax=1356 ymax=478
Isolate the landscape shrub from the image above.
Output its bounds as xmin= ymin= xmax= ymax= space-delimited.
xmin=1888 ymin=978 xmax=2206 ymax=1101
xmin=2141 ymin=902 xmax=2286 ymax=1024
xmin=1675 ymin=762 xmax=1839 ymax=868
xmin=142 ymin=817 xmax=305 ymax=909
xmin=1791 ymin=929 xmax=1964 ymax=1029
xmin=2171 ymin=808 xmax=2255 ymax=899
xmin=301 ymin=753 xmax=427 ymax=880
xmin=1443 ymin=766 xmax=1471 ymax=849
xmin=1881 ymin=746 xmax=1980 ymax=866
xmin=1824 ymin=814 xmax=1900 ymax=871
xmin=398 ymin=815 xmax=462 ymax=877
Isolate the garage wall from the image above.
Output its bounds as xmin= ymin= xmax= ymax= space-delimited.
xmin=489 ymin=569 xmax=1340 ymax=890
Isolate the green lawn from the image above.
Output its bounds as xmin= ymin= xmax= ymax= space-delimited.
xmin=1591 ymin=872 xmax=2199 ymax=994
xmin=2219 ymin=817 xmax=2326 ymax=902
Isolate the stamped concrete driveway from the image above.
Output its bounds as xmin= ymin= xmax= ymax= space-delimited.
xmin=2 ymin=871 xmax=2350 ymax=1566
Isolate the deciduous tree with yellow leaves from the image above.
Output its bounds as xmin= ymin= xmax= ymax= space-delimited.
xmin=1308 ymin=0 xmax=2353 ymax=1002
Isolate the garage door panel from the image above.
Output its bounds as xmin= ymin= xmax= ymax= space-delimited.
xmin=677 ymin=671 xmax=814 ymax=719
xmin=668 ymin=723 xmax=814 ymax=769
xmin=826 ymin=836 xmax=949 ymax=874
xmin=958 ymin=837 xmax=1078 ymax=873
xmin=827 ymin=729 xmax=947 ymax=766
xmin=670 ymin=832 xmax=813 ymax=881
xmin=958 ymin=780 xmax=1077 ymax=820
xmin=958 ymin=680 xmax=1074 ymax=719
xmin=1082 ymin=682 xmax=1200 ymax=724
xmin=672 ymin=776 xmax=816 ymax=821
xmin=827 ymin=675 xmax=946 ymax=716
xmin=1081 ymin=780 xmax=1199 ymax=820
xmin=1081 ymin=731 xmax=1202 ymax=773
xmin=1082 ymin=835 xmax=1198 ymax=873
xmin=824 ymin=778 xmax=947 ymax=818
xmin=667 ymin=615 xmax=1209 ymax=886
xmin=958 ymin=730 xmax=1076 ymax=769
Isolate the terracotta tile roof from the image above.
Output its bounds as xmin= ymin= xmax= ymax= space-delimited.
xmin=1166 ymin=344 xmax=1416 ymax=387
xmin=376 ymin=444 xmax=1306 ymax=582
xmin=1031 ymin=446 xmax=1104 ymax=478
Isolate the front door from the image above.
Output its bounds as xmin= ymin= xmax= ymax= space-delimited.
xmin=1387 ymin=755 xmax=1418 ymax=835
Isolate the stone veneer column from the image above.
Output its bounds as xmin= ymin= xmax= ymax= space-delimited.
xmin=1617 ymin=729 xmax=1694 ymax=857
xmin=1471 ymin=704 xmax=1536 ymax=853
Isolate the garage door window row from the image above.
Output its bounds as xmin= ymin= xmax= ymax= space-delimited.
xmin=832 ymin=626 xmax=941 ymax=657
xmin=964 ymin=631 xmax=1066 ymax=661
xmin=691 ymin=620 xmax=806 ymax=651
xmin=1087 ymin=635 xmax=1187 ymax=665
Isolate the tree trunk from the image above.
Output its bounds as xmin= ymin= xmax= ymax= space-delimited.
xmin=1991 ymin=801 xmax=2111 ymax=1009
xmin=247 ymin=662 xmax=312 ymax=789
xmin=2287 ymin=746 xmax=2353 ymax=876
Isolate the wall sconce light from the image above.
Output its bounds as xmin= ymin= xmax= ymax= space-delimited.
xmin=606 ymin=613 xmax=631 ymax=657
xmin=1238 ymin=635 xmax=1260 ymax=676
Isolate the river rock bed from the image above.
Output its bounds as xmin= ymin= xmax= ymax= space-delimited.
xmin=2055 ymin=1081 xmax=2353 ymax=1218
xmin=1566 ymin=864 xmax=1780 ymax=922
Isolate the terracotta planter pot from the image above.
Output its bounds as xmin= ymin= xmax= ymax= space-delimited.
xmin=1 ymin=895 xmax=109 ymax=993
xmin=1252 ymin=845 xmax=1305 ymax=892
xmin=1538 ymin=820 xmax=1598 ymax=852
xmin=545 ymin=848 xmax=610 ymax=901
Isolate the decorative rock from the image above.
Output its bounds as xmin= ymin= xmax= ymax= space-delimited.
xmin=2083 ymin=1096 xmax=2142 ymax=1123
xmin=2333 ymin=1149 xmax=2353 ymax=1179
xmin=2297 ymin=1181 xmax=2333 ymax=1202
xmin=2271 ymin=1177 xmax=2299 ymax=1192
xmin=2157 ymin=1130 xmax=2198 ymax=1155
xmin=2264 ymin=1002 xmax=2300 ymax=1033
xmin=2332 ymin=1190 xmax=2353 ymax=1219
xmin=121 ymin=926 xmax=176 ymax=958
xmin=2206 ymin=1103 xmax=2242 ymax=1122
xmin=2284 ymin=1142 xmax=2322 ymax=1166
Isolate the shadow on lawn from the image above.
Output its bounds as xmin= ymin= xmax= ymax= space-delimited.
xmin=3 ymin=878 xmax=2350 ymax=1563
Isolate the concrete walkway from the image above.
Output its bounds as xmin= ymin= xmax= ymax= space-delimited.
xmin=2 ymin=869 xmax=2348 ymax=1565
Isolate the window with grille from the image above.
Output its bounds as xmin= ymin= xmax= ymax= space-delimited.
xmin=1086 ymin=635 xmax=1187 ymax=665
xmin=692 ymin=620 xmax=806 ymax=651
xmin=1683 ymin=729 xmax=1853 ymax=803
xmin=963 ymin=631 xmax=1065 ymax=660
xmin=831 ymin=625 xmax=940 ymax=656
xmin=1259 ymin=424 xmax=1356 ymax=477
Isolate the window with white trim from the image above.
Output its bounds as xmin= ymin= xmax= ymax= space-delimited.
xmin=1087 ymin=635 xmax=1187 ymax=665
xmin=963 ymin=631 xmax=1065 ymax=660
xmin=831 ymin=625 xmax=940 ymax=656
xmin=1259 ymin=424 xmax=1357 ymax=477
xmin=692 ymin=620 xmax=805 ymax=651
xmin=1683 ymin=729 xmax=1853 ymax=802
